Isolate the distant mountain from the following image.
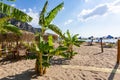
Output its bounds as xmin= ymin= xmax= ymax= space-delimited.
xmin=9 ymin=19 xmax=41 ymax=33
xmin=0 ymin=13 xmax=41 ymax=33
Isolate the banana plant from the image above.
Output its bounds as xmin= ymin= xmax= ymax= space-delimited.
xmin=30 ymin=35 xmax=67 ymax=75
xmin=0 ymin=2 xmax=32 ymax=22
xmin=36 ymin=0 xmax=64 ymax=76
xmin=61 ymin=30 xmax=84 ymax=59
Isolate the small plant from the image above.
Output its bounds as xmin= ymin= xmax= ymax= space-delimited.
xmin=61 ymin=30 xmax=84 ymax=59
xmin=34 ymin=35 xmax=67 ymax=74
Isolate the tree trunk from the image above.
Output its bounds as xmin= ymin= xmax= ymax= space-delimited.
xmin=39 ymin=52 xmax=43 ymax=76
xmin=68 ymin=44 xmax=73 ymax=58
xmin=43 ymin=67 xmax=47 ymax=74
xmin=0 ymin=43 xmax=2 ymax=57
xmin=35 ymin=59 xmax=39 ymax=73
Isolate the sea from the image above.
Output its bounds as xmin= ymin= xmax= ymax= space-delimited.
xmin=81 ymin=39 xmax=118 ymax=43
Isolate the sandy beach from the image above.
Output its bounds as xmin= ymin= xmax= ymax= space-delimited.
xmin=0 ymin=42 xmax=120 ymax=80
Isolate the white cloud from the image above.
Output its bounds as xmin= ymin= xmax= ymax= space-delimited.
xmin=78 ymin=0 xmax=120 ymax=21
xmin=21 ymin=9 xmax=26 ymax=12
xmin=62 ymin=7 xmax=65 ymax=10
xmin=84 ymin=0 xmax=89 ymax=3
xmin=26 ymin=8 xmax=39 ymax=27
xmin=108 ymin=0 xmax=120 ymax=14
xmin=11 ymin=4 xmax=16 ymax=7
xmin=64 ymin=19 xmax=73 ymax=25
xmin=28 ymin=8 xmax=32 ymax=12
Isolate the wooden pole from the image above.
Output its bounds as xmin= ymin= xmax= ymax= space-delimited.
xmin=0 ymin=43 xmax=2 ymax=57
xmin=117 ymin=40 xmax=120 ymax=64
xmin=100 ymin=38 xmax=103 ymax=53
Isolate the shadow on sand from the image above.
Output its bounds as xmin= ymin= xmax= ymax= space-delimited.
xmin=0 ymin=56 xmax=26 ymax=65
xmin=108 ymin=63 xmax=119 ymax=80
xmin=0 ymin=69 xmax=38 ymax=80
xmin=94 ymin=52 xmax=103 ymax=55
xmin=50 ymin=58 xmax=70 ymax=65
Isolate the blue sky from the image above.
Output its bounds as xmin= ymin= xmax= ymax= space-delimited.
xmin=2 ymin=0 xmax=120 ymax=37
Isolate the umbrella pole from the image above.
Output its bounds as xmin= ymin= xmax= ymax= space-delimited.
xmin=100 ymin=38 xmax=103 ymax=53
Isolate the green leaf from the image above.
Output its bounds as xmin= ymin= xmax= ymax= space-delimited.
xmin=45 ymin=2 xmax=64 ymax=26
xmin=42 ymin=62 xmax=50 ymax=67
xmin=39 ymin=1 xmax=48 ymax=26
xmin=51 ymin=46 xmax=68 ymax=55
xmin=66 ymin=30 xmax=71 ymax=40
xmin=0 ymin=2 xmax=32 ymax=22
xmin=35 ymin=43 xmax=40 ymax=52
xmin=48 ymin=24 xmax=65 ymax=39
xmin=3 ymin=23 xmax=21 ymax=35
xmin=48 ymin=35 xmax=53 ymax=46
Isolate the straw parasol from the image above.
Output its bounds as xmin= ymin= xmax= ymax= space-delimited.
xmin=0 ymin=30 xmax=35 ymax=42
xmin=35 ymin=33 xmax=58 ymax=42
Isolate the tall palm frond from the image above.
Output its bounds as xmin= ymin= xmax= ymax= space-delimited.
xmin=45 ymin=2 xmax=64 ymax=26
xmin=0 ymin=2 xmax=32 ymax=22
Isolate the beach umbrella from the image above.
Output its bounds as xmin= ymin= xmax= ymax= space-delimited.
xmin=106 ymin=35 xmax=113 ymax=39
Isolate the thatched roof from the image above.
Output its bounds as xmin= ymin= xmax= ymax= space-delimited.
xmin=35 ymin=33 xmax=58 ymax=42
xmin=0 ymin=31 xmax=35 ymax=42
xmin=20 ymin=31 xmax=35 ymax=42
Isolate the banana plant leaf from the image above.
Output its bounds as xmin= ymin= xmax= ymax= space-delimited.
xmin=39 ymin=1 xmax=48 ymax=27
xmin=0 ymin=2 xmax=32 ymax=22
xmin=45 ymin=2 xmax=64 ymax=26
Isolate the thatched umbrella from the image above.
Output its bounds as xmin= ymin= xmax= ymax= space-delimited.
xmin=0 ymin=31 xmax=35 ymax=42
xmin=0 ymin=33 xmax=7 ymax=42
xmin=20 ymin=31 xmax=35 ymax=42
xmin=35 ymin=33 xmax=58 ymax=42
xmin=0 ymin=31 xmax=35 ymax=58
xmin=6 ymin=32 xmax=20 ymax=42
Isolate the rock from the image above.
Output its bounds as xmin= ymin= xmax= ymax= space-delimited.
xmin=0 ymin=13 xmax=41 ymax=33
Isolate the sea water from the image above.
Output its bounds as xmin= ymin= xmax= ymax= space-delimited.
xmin=81 ymin=39 xmax=118 ymax=43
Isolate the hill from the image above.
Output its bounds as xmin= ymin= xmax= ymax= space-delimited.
xmin=0 ymin=13 xmax=41 ymax=33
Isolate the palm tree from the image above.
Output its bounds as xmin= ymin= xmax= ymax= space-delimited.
xmin=34 ymin=1 xmax=64 ymax=76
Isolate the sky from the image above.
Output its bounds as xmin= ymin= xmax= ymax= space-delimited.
xmin=2 ymin=0 xmax=120 ymax=37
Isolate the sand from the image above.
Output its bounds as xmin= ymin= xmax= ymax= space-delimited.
xmin=0 ymin=43 xmax=120 ymax=80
